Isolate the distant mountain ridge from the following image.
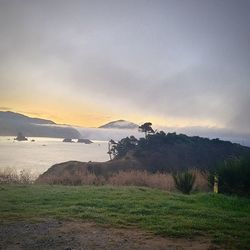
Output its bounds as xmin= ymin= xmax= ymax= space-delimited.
xmin=0 ymin=111 xmax=80 ymax=138
xmin=99 ymin=120 xmax=138 ymax=129
xmin=0 ymin=111 xmax=56 ymax=125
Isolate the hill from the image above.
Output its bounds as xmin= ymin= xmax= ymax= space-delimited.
xmin=37 ymin=131 xmax=250 ymax=183
xmin=0 ymin=111 xmax=81 ymax=138
xmin=99 ymin=120 xmax=138 ymax=129
xmin=0 ymin=111 xmax=56 ymax=124
xmin=112 ymin=132 xmax=250 ymax=172
xmin=37 ymin=157 xmax=143 ymax=183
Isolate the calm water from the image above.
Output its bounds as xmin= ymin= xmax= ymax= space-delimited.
xmin=0 ymin=136 xmax=109 ymax=175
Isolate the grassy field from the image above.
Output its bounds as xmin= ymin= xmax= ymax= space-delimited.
xmin=0 ymin=185 xmax=249 ymax=249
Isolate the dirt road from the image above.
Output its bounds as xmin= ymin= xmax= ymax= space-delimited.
xmin=0 ymin=220 xmax=219 ymax=250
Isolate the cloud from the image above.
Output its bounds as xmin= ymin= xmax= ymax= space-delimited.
xmin=0 ymin=0 xmax=250 ymax=133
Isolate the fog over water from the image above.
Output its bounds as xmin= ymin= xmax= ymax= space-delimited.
xmin=0 ymin=137 xmax=109 ymax=175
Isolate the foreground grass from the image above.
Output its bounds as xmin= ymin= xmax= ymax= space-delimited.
xmin=0 ymin=185 xmax=249 ymax=249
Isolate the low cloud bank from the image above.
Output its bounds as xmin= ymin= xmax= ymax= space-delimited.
xmin=76 ymin=126 xmax=250 ymax=147
xmin=76 ymin=127 xmax=141 ymax=142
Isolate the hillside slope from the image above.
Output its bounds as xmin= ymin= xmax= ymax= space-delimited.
xmin=114 ymin=132 xmax=250 ymax=172
xmin=0 ymin=111 xmax=80 ymax=138
xmin=37 ymin=132 xmax=250 ymax=183
xmin=37 ymin=156 xmax=143 ymax=182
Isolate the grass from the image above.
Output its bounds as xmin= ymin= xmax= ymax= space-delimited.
xmin=0 ymin=185 xmax=250 ymax=249
xmin=37 ymin=168 xmax=208 ymax=192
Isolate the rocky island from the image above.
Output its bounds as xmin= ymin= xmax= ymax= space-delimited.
xmin=63 ymin=138 xmax=73 ymax=143
xmin=14 ymin=132 xmax=28 ymax=141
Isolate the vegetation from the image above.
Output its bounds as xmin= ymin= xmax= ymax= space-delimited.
xmin=111 ymin=136 xmax=138 ymax=158
xmin=107 ymin=139 xmax=117 ymax=160
xmin=173 ymin=171 xmax=196 ymax=194
xmin=209 ymin=154 xmax=250 ymax=197
xmin=0 ymin=168 xmax=33 ymax=184
xmin=36 ymin=168 xmax=208 ymax=192
xmin=0 ymin=185 xmax=249 ymax=249
xmin=109 ymin=129 xmax=249 ymax=172
xmin=138 ymin=122 xmax=155 ymax=137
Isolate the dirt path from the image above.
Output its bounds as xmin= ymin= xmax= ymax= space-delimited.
xmin=0 ymin=220 xmax=219 ymax=250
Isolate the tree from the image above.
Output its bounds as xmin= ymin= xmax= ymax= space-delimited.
xmin=115 ymin=136 xmax=138 ymax=158
xmin=107 ymin=139 xmax=117 ymax=160
xmin=138 ymin=122 xmax=155 ymax=138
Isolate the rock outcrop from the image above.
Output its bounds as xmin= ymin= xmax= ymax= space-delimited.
xmin=63 ymin=138 xmax=73 ymax=143
xmin=77 ymin=139 xmax=93 ymax=144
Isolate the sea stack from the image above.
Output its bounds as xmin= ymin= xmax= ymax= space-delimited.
xmin=14 ymin=132 xmax=28 ymax=141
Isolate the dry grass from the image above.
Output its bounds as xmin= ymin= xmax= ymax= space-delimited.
xmin=108 ymin=171 xmax=175 ymax=191
xmin=192 ymin=169 xmax=210 ymax=192
xmin=0 ymin=165 xmax=208 ymax=192
xmin=36 ymin=169 xmax=209 ymax=192
xmin=1 ymin=166 xmax=208 ymax=192
xmin=0 ymin=167 xmax=34 ymax=184
xmin=38 ymin=170 xmax=105 ymax=186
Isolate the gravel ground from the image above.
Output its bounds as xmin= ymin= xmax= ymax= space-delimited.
xmin=0 ymin=220 xmax=220 ymax=250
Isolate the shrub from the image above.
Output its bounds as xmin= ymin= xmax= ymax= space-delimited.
xmin=172 ymin=171 xmax=196 ymax=194
xmin=210 ymin=154 xmax=250 ymax=196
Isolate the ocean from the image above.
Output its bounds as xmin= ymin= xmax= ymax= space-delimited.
xmin=0 ymin=136 xmax=109 ymax=176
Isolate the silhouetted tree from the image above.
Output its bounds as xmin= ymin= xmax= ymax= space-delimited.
xmin=115 ymin=136 xmax=138 ymax=158
xmin=107 ymin=139 xmax=117 ymax=160
xmin=138 ymin=122 xmax=155 ymax=137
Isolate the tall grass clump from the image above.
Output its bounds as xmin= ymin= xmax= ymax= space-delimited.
xmin=172 ymin=171 xmax=196 ymax=194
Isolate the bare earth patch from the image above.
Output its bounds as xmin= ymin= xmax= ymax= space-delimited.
xmin=0 ymin=220 xmax=220 ymax=250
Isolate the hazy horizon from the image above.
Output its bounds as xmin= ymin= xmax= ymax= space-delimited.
xmin=1 ymin=0 xmax=250 ymax=134
xmin=1 ymin=109 xmax=250 ymax=147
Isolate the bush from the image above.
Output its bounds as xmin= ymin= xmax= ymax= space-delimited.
xmin=210 ymin=154 xmax=250 ymax=196
xmin=172 ymin=171 xmax=196 ymax=194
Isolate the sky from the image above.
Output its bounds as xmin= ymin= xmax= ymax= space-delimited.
xmin=0 ymin=0 xmax=250 ymax=133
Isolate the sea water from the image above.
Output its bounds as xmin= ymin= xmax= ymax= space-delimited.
xmin=0 ymin=136 xmax=109 ymax=175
